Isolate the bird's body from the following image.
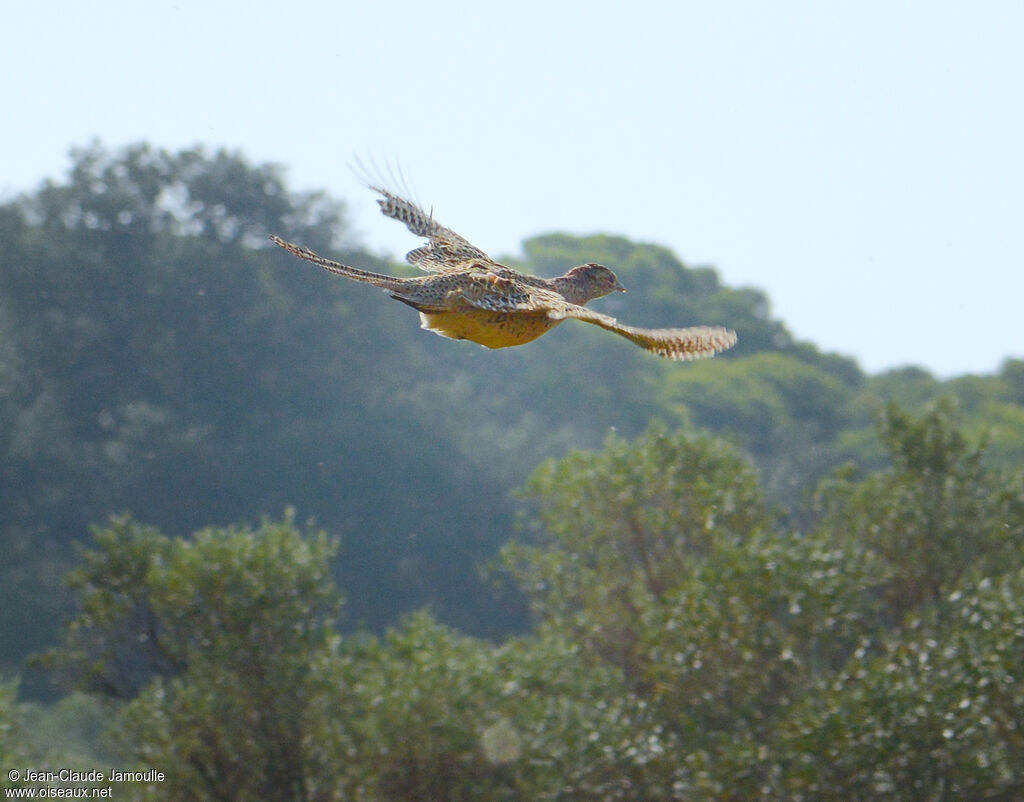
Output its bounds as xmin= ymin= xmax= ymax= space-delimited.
xmin=416 ymin=307 xmax=560 ymax=349
xmin=271 ymin=187 xmax=737 ymax=360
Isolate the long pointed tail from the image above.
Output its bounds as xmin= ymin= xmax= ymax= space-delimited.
xmin=270 ymin=236 xmax=409 ymax=292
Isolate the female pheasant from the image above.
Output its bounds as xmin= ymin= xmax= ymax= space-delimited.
xmin=271 ymin=188 xmax=736 ymax=360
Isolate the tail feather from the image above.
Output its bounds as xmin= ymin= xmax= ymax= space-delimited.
xmin=270 ymin=236 xmax=409 ymax=292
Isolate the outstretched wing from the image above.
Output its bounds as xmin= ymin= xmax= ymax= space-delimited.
xmin=548 ymin=303 xmax=737 ymax=361
xmin=370 ymin=187 xmax=496 ymax=273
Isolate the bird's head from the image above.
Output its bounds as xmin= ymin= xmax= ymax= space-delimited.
xmin=560 ymin=263 xmax=626 ymax=304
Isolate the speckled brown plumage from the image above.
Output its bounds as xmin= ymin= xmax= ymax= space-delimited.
xmin=270 ymin=189 xmax=737 ymax=360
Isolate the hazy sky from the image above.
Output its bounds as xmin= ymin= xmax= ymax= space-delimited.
xmin=5 ymin=1 xmax=1022 ymax=377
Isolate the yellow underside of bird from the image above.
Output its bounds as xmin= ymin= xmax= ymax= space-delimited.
xmin=418 ymin=309 xmax=562 ymax=349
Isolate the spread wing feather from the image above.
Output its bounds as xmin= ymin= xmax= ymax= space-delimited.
xmin=371 ymin=187 xmax=495 ymax=273
xmin=548 ymin=304 xmax=737 ymax=361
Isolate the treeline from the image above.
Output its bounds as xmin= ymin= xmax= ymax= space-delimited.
xmin=4 ymin=402 xmax=1024 ymax=799
xmin=3 ymin=143 xmax=1022 ymax=671
xmin=4 ymin=141 xmax=1024 ymax=797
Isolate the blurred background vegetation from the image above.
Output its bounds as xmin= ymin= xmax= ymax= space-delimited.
xmin=2 ymin=143 xmax=1023 ymax=799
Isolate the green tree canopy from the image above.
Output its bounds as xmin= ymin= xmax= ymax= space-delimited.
xmin=501 ymin=403 xmax=1024 ymax=798
xmin=42 ymin=513 xmax=340 ymax=801
xmin=4 ymin=139 xmax=1024 ymax=690
xmin=815 ymin=400 xmax=1024 ymax=621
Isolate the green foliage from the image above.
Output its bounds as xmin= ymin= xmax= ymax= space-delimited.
xmin=0 ymin=142 xmax=357 ymax=660
xmin=43 ymin=513 xmax=340 ymax=801
xmin=310 ymin=614 xmax=672 ymax=800
xmin=505 ymin=425 xmax=768 ymax=671
xmin=640 ymin=529 xmax=875 ymax=735
xmin=43 ymin=513 xmax=339 ymax=697
xmin=0 ymin=679 xmax=28 ymax=783
xmin=815 ymin=400 xmax=1024 ymax=621
xmin=659 ymin=352 xmax=861 ymax=503
xmin=7 ymin=141 xmax=1024 ymax=798
xmin=5 ymin=141 xmax=1024 ymax=671
xmin=0 ymin=141 xmax=530 ymax=656
xmin=19 ymin=693 xmax=114 ymax=770
xmin=39 ymin=519 xmax=680 ymax=800
xmin=22 ymin=401 xmax=1024 ymax=798
xmin=1 ymin=684 xmax=114 ymax=792
xmin=503 ymin=405 xmax=1024 ymax=797
xmin=504 ymin=426 xmax=878 ymax=794
xmin=779 ymin=571 xmax=1024 ymax=800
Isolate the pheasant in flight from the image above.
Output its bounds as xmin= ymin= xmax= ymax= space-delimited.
xmin=271 ymin=188 xmax=736 ymax=360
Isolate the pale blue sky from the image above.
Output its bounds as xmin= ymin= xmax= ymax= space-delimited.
xmin=5 ymin=1 xmax=1022 ymax=376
